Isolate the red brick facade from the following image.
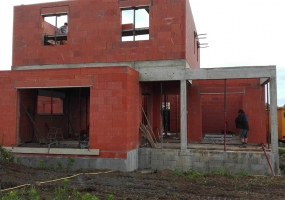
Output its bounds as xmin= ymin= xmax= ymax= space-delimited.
xmin=12 ymin=0 xmax=199 ymax=69
xmin=0 ymin=0 xmax=267 ymax=164
xmin=0 ymin=67 xmax=139 ymax=159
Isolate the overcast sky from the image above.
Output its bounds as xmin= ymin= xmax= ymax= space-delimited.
xmin=0 ymin=0 xmax=284 ymax=106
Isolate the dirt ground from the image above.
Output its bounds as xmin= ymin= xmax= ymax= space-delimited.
xmin=1 ymin=161 xmax=285 ymax=200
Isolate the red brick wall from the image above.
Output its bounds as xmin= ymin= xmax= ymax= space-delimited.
xmin=0 ymin=66 xmax=140 ymax=159
xmin=168 ymin=95 xmax=180 ymax=133
xmin=18 ymin=90 xmax=37 ymax=143
xmin=186 ymin=0 xmax=200 ymax=69
xmin=42 ymin=21 xmax=56 ymax=35
xmin=187 ymin=85 xmax=202 ymax=141
xmin=12 ymin=0 xmax=194 ymax=67
xmin=192 ymin=79 xmax=266 ymax=143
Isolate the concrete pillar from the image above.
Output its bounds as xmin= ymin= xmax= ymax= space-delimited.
xmin=180 ymin=80 xmax=187 ymax=150
xmin=269 ymin=77 xmax=280 ymax=175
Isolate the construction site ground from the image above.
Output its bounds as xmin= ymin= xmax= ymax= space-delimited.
xmin=1 ymin=153 xmax=285 ymax=200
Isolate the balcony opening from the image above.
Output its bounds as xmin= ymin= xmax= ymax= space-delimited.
xmin=121 ymin=7 xmax=149 ymax=42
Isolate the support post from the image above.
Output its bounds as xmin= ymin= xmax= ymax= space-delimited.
xmin=269 ymin=77 xmax=279 ymax=175
xmin=180 ymin=80 xmax=187 ymax=150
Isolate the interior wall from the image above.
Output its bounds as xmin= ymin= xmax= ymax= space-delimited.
xmin=192 ymin=79 xmax=266 ymax=144
xmin=201 ymin=94 xmax=243 ymax=134
xmin=168 ymin=95 xmax=180 ymax=133
xmin=187 ymin=85 xmax=202 ymax=142
xmin=18 ymin=90 xmax=37 ymax=143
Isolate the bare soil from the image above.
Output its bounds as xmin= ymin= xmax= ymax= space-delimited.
xmin=1 ymin=161 xmax=285 ymax=200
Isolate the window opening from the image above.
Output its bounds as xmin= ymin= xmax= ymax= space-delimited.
xmin=121 ymin=7 xmax=149 ymax=41
xmin=37 ymin=89 xmax=65 ymax=114
xmin=42 ymin=13 xmax=68 ymax=46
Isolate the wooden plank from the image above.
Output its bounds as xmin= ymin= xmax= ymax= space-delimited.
xmin=141 ymin=107 xmax=157 ymax=143
xmin=140 ymin=124 xmax=156 ymax=148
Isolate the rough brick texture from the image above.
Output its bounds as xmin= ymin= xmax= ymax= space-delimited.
xmin=0 ymin=66 xmax=140 ymax=159
xmin=191 ymin=79 xmax=266 ymax=143
xmin=12 ymin=0 xmax=199 ymax=69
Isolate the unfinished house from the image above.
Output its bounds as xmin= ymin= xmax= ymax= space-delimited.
xmin=0 ymin=0 xmax=278 ymax=175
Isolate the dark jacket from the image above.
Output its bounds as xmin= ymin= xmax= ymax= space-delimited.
xmin=235 ymin=113 xmax=249 ymax=130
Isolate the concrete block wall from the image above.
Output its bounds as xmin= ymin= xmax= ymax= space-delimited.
xmin=12 ymin=0 xmax=199 ymax=69
xmin=139 ymin=148 xmax=272 ymax=175
xmin=15 ymin=148 xmax=138 ymax=171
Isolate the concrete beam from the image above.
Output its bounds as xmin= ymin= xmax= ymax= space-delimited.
xmin=13 ymin=60 xmax=276 ymax=81
xmin=12 ymin=59 xmax=187 ymax=71
xmin=138 ymin=65 xmax=276 ymax=81
xmin=186 ymin=66 xmax=276 ymax=80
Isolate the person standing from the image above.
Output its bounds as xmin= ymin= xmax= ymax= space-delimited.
xmin=235 ymin=109 xmax=249 ymax=148
xmin=60 ymin=22 xmax=68 ymax=34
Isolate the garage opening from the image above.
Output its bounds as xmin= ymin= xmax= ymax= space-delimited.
xmin=17 ymin=87 xmax=90 ymax=149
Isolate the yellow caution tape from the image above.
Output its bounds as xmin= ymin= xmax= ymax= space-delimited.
xmin=0 ymin=171 xmax=113 ymax=193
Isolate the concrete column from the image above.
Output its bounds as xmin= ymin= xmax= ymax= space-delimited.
xmin=269 ymin=77 xmax=279 ymax=175
xmin=180 ymin=80 xmax=187 ymax=150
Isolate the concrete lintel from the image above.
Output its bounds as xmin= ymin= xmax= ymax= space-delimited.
xmin=12 ymin=62 xmax=136 ymax=71
xmin=139 ymin=66 xmax=187 ymax=81
xmin=4 ymin=147 xmax=100 ymax=156
xmin=134 ymin=59 xmax=187 ymax=68
xmin=12 ymin=59 xmax=187 ymax=71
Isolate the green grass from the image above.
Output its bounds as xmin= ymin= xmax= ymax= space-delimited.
xmin=173 ymin=168 xmax=205 ymax=179
xmin=0 ymin=179 xmax=113 ymax=200
xmin=0 ymin=145 xmax=14 ymax=162
xmin=173 ymin=168 xmax=249 ymax=179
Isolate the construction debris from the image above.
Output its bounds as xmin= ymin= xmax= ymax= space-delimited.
xmin=140 ymin=123 xmax=156 ymax=148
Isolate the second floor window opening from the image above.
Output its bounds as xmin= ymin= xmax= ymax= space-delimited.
xmin=121 ymin=7 xmax=149 ymax=42
xmin=42 ymin=13 xmax=68 ymax=46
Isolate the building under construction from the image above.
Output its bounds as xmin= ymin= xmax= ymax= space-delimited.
xmin=0 ymin=0 xmax=279 ymax=175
